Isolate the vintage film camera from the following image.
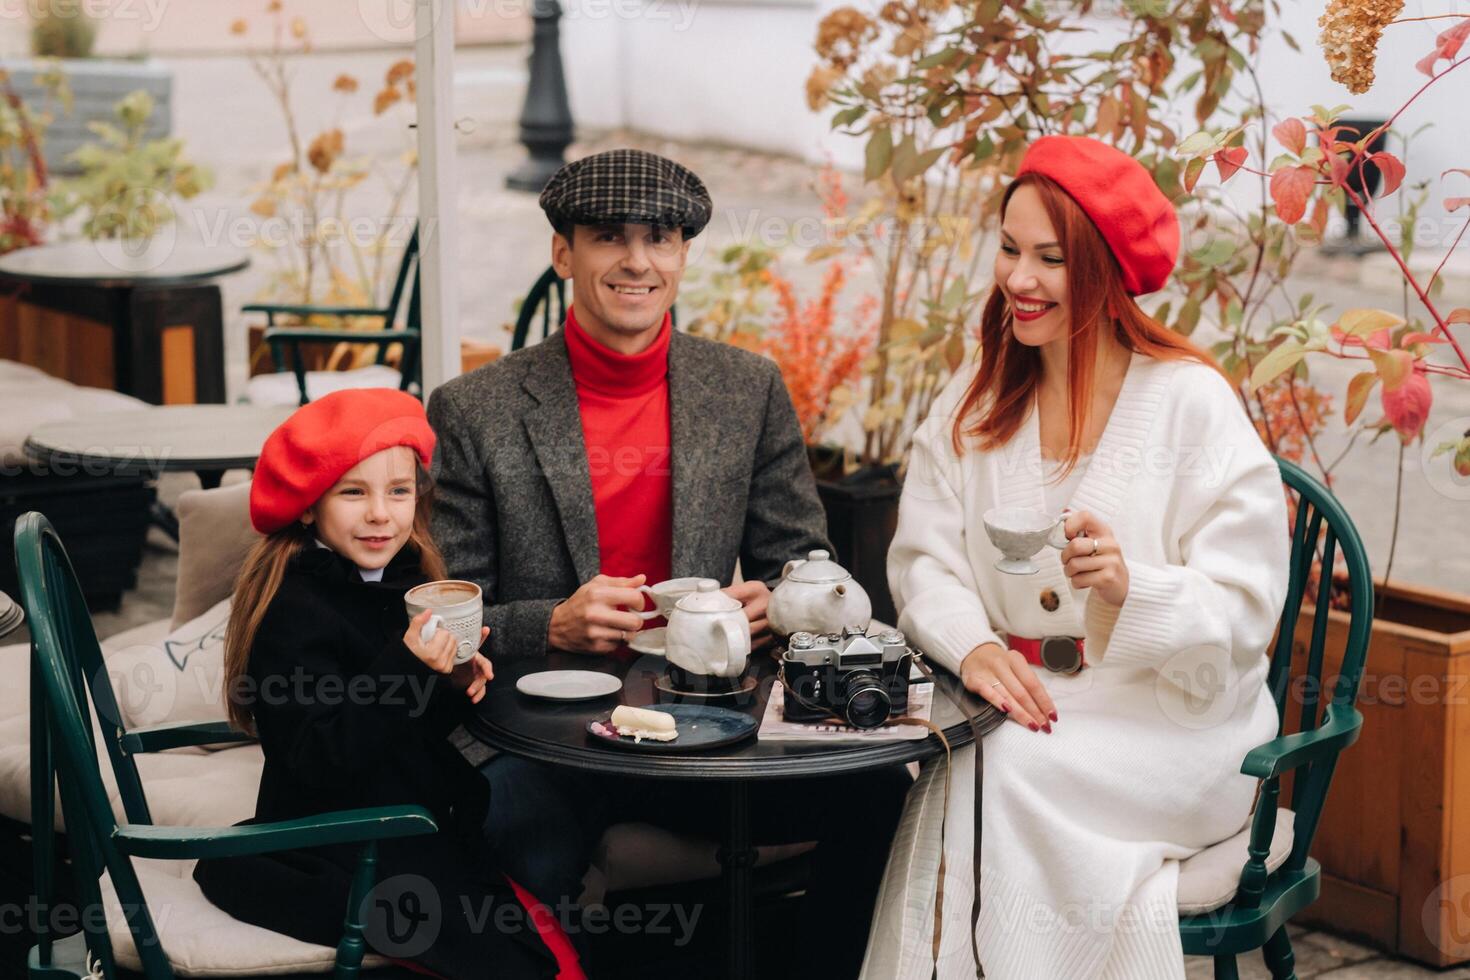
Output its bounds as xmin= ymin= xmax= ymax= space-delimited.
xmin=779 ymin=626 xmax=913 ymax=730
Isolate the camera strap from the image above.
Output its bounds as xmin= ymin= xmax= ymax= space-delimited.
xmin=911 ymin=655 xmax=987 ymax=978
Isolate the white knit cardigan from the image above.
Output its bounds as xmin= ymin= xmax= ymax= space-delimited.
xmin=864 ymin=354 xmax=1290 ymax=980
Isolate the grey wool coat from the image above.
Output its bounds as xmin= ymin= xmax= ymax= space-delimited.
xmin=426 ymin=328 xmax=832 ymax=657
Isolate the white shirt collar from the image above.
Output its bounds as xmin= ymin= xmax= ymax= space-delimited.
xmin=313 ymin=538 xmax=385 ymax=582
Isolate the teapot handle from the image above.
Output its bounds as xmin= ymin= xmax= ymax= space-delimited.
xmin=711 ymin=617 xmax=748 ymax=676
xmin=781 ymin=557 xmax=805 ymax=580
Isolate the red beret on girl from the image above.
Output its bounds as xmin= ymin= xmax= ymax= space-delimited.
xmin=1015 ymin=135 xmax=1180 ymax=296
xmin=250 ymin=388 xmax=436 ymax=534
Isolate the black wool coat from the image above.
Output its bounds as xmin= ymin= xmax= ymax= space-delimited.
xmin=194 ymin=546 xmax=558 ymax=979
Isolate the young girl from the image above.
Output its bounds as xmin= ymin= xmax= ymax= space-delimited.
xmin=194 ymin=388 xmax=579 ymax=980
xmin=874 ymin=136 xmax=1289 ymax=978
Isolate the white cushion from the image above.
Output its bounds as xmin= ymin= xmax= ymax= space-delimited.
xmin=106 ymin=599 xmax=232 ymax=735
xmin=244 ymin=365 xmax=404 ymax=407
xmin=100 ymin=859 xmax=388 ymax=976
xmin=0 ymin=359 xmax=148 ymax=466
xmin=1176 ymin=807 xmax=1296 ymax=914
xmin=0 ymin=621 xmax=262 ymax=831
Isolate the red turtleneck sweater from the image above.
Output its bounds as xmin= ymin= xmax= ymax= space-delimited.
xmin=563 ymin=307 xmax=673 ymax=588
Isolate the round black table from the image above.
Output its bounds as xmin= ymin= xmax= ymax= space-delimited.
xmin=0 ymin=240 xmax=249 ymax=405
xmin=25 ymin=405 xmax=293 ymax=537
xmin=467 ymin=647 xmax=1002 ymax=980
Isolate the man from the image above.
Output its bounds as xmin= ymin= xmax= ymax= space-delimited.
xmin=427 ymin=149 xmax=907 ymax=977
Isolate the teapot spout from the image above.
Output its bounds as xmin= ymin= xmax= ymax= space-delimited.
xmin=833 ymin=583 xmax=847 ymax=598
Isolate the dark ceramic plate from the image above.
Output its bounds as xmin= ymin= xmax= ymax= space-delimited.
xmin=586 ymin=704 xmax=758 ymax=753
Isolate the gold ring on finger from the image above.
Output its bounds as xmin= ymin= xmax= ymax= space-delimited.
xmin=1090 ymin=537 xmax=1100 ymax=557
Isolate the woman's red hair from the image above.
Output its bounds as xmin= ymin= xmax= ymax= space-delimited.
xmin=952 ymin=172 xmax=1223 ymax=477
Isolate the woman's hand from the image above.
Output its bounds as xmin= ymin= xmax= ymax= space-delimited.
xmin=403 ymin=610 xmax=461 ymax=675
xmin=1060 ymin=510 xmax=1129 ymax=607
xmin=959 ymin=642 xmax=1056 ymax=732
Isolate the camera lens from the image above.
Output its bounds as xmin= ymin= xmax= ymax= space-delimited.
xmin=842 ymin=670 xmax=891 ymax=730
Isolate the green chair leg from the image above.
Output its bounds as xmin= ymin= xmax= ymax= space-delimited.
xmin=1263 ymin=926 xmax=1297 ymax=980
xmin=1214 ymin=954 xmax=1240 ymax=980
xmin=334 ymin=840 xmax=379 ymax=980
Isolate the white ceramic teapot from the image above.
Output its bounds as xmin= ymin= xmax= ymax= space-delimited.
xmin=664 ymin=579 xmax=752 ymax=679
xmin=767 ymin=549 xmax=872 ymax=638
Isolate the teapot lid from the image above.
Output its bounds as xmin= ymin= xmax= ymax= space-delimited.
xmin=675 ymin=578 xmax=743 ymax=612
xmin=786 ymin=549 xmax=852 ymax=584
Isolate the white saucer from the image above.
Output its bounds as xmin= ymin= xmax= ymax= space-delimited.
xmin=628 ymin=627 xmax=666 ymax=656
xmin=516 ymin=670 xmax=623 ymax=701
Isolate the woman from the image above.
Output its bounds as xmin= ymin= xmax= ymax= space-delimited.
xmin=873 ymin=136 xmax=1289 ymax=978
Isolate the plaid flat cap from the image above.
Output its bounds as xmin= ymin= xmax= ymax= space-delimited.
xmin=538 ymin=149 xmax=713 ymax=238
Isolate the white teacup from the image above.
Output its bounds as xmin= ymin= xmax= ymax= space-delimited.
xmin=637 ymin=576 xmax=704 ymax=619
xmin=982 ymin=508 xmax=1071 ymax=575
xmin=404 ymin=580 xmax=483 ymax=664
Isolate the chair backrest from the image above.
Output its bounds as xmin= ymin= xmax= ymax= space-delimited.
xmin=380 ymin=223 xmax=422 ymax=390
xmin=511 ymin=266 xmax=567 ymax=352
xmin=1267 ymin=457 xmax=1374 ymax=869
xmin=16 ymin=512 xmax=174 ymax=978
xmin=510 ymin=265 xmax=679 ymax=351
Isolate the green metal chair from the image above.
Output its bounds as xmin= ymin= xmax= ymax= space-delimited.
xmin=1178 ymin=457 xmax=1374 ymax=979
xmin=15 ymin=511 xmax=438 ymax=979
xmin=510 ymin=265 xmax=677 ymax=352
xmin=244 ymin=224 xmax=422 ymax=405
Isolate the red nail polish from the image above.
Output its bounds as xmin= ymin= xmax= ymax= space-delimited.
xmin=1000 ymin=704 xmax=1010 ymax=713
xmin=1049 ymin=711 xmax=1058 ymax=723
xmin=1028 ymin=723 xmax=1039 ymax=731
xmin=1043 ymin=724 xmax=1053 ymax=734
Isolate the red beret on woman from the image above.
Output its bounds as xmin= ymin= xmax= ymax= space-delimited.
xmin=1015 ymin=135 xmax=1180 ymax=296
xmin=249 ymin=388 xmax=436 ymax=534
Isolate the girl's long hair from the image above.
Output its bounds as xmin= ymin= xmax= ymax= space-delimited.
xmin=223 ymin=467 xmax=448 ymax=734
xmin=952 ymin=172 xmax=1223 ymax=476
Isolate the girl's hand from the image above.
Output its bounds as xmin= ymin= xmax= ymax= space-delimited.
xmin=960 ymin=642 xmax=1056 ymax=732
xmin=404 ymin=610 xmax=458 ymax=674
xmin=1061 ymin=510 xmax=1129 ymax=607
xmin=451 ymin=644 xmax=495 ymax=704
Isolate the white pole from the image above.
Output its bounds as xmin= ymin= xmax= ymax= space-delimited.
xmin=415 ymin=0 xmax=460 ymax=396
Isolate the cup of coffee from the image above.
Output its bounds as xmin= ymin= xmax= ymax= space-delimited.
xmin=638 ymin=576 xmax=704 ymax=618
xmin=982 ymin=508 xmax=1071 ymax=575
xmin=404 ymin=580 xmax=484 ymax=664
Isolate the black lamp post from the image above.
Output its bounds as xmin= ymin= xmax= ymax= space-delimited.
xmin=506 ymin=0 xmax=574 ymax=193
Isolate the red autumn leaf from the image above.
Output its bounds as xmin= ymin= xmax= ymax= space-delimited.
xmin=1328 ymin=153 xmax=1351 ymax=189
xmin=1370 ymin=152 xmax=1406 ymax=197
xmin=1270 ymin=166 xmax=1315 ymax=224
xmin=1332 ymin=326 xmax=1393 ymax=350
xmin=1310 ymin=196 xmax=1331 ymax=236
xmin=1213 ymin=147 xmax=1248 ymax=182
xmin=1401 ymin=331 xmax=1447 ymax=345
xmin=1345 ymin=370 xmax=1378 ymax=425
xmin=1447 ymin=197 xmax=1470 ymax=212
xmin=1273 ymin=118 xmax=1307 ymax=156
xmin=1381 ymin=370 xmax=1433 ymax=443
xmin=1448 ymin=308 xmax=1470 ymax=324
xmin=1419 ymin=18 xmax=1470 ymax=76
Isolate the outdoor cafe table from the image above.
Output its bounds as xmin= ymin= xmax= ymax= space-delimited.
xmin=468 ymin=646 xmax=1003 ymax=980
xmin=24 ymin=404 xmax=292 ymax=536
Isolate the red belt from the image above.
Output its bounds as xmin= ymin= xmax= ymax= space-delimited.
xmin=1008 ymin=635 xmax=1086 ymax=671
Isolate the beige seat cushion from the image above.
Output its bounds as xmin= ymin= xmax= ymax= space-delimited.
xmin=100 ymin=859 xmax=388 ymax=976
xmin=244 ymin=365 xmax=404 ymax=408
xmin=172 ymin=480 xmax=259 ymax=628
xmin=0 ymin=624 xmax=262 ymax=831
xmin=1176 ymin=807 xmax=1296 ymax=914
xmin=0 ymin=359 xmax=147 ymax=468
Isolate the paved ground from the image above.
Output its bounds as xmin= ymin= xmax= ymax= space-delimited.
xmin=20 ymin=42 xmax=1470 ymax=979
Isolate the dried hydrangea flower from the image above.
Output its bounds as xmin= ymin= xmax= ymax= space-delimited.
xmin=816 ymin=8 xmax=879 ymax=69
xmin=1317 ymin=0 xmax=1404 ymax=93
xmin=806 ymin=65 xmax=844 ymax=111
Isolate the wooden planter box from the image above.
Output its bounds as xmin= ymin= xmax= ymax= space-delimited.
xmin=1291 ymin=580 xmax=1470 ymax=967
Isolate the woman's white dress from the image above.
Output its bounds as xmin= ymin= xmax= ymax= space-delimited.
xmin=865 ymin=354 xmax=1289 ymax=979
